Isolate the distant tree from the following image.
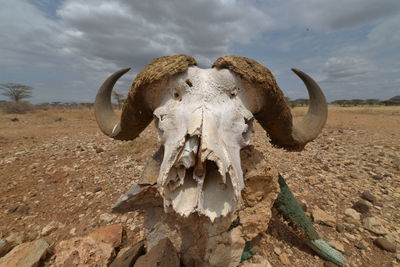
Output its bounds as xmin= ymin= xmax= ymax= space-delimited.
xmin=295 ymin=98 xmax=309 ymax=107
xmin=112 ymin=90 xmax=126 ymax=109
xmin=382 ymin=99 xmax=400 ymax=106
xmin=331 ymin=100 xmax=348 ymax=106
xmin=80 ymin=102 xmax=94 ymax=109
xmin=289 ymin=100 xmax=297 ymax=108
xmin=0 ymin=83 xmax=33 ymax=103
xmin=365 ymin=99 xmax=380 ymax=106
xmin=284 ymin=96 xmax=296 ymax=108
xmin=350 ymin=99 xmax=365 ymax=106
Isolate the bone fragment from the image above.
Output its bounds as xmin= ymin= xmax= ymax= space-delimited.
xmin=178 ymin=135 xmax=199 ymax=169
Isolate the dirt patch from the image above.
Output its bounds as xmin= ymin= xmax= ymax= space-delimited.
xmin=0 ymin=106 xmax=399 ymax=266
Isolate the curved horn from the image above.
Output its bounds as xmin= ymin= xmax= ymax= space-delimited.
xmin=95 ymin=54 xmax=197 ymax=141
xmin=212 ymin=56 xmax=327 ymax=150
xmin=95 ymin=67 xmax=153 ymax=140
xmin=94 ymin=68 xmax=131 ymax=138
xmin=290 ymin=68 xmax=327 ymax=144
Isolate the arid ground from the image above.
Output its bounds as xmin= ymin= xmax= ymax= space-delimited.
xmin=0 ymin=106 xmax=399 ymax=266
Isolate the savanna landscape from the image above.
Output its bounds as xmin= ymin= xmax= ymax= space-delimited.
xmin=0 ymin=105 xmax=399 ymax=266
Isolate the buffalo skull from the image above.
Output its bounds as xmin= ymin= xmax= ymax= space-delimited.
xmin=94 ymin=55 xmax=327 ymax=222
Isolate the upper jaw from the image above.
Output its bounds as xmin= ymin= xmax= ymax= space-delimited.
xmin=157 ymin=114 xmax=253 ymax=221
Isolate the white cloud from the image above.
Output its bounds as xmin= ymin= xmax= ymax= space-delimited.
xmin=0 ymin=0 xmax=399 ymax=103
xmin=319 ymin=56 xmax=375 ymax=82
xmin=0 ymin=0 xmax=59 ymax=68
xmin=268 ymin=0 xmax=400 ymax=31
xmin=57 ymin=0 xmax=274 ymax=69
xmin=364 ymin=15 xmax=400 ymax=55
xmin=0 ymin=0 xmax=274 ymax=102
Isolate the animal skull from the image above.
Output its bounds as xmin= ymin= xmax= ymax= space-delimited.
xmin=94 ymin=55 xmax=327 ymax=221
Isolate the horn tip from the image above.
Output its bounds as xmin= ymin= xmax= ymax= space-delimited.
xmin=291 ymin=68 xmax=301 ymax=74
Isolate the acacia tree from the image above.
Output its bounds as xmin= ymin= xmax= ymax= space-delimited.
xmin=112 ymin=90 xmax=126 ymax=109
xmin=365 ymin=99 xmax=380 ymax=106
xmin=0 ymin=83 xmax=33 ymax=103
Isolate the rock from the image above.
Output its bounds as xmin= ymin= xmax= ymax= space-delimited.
xmin=7 ymin=204 xmax=19 ymax=213
xmin=99 ymin=213 xmax=114 ymax=223
xmin=206 ymin=227 xmax=245 ymax=267
xmin=138 ymin=147 xmax=163 ymax=185
xmin=361 ymin=191 xmax=376 ymax=203
xmin=363 ymin=217 xmax=387 ymax=235
xmin=278 ymin=253 xmax=291 ymax=265
xmin=10 ymin=117 xmax=19 ymax=122
xmin=343 ymin=216 xmax=360 ymax=227
xmin=371 ymin=174 xmax=384 ymax=180
xmin=299 ymin=201 xmax=307 ymax=212
xmin=373 ymin=238 xmax=396 ymax=253
xmin=0 ymin=238 xmax=13 ymax=257
xmin=112 ymin=184 xmax=163 ymax=213
xmin=54 ymin=236 xmax=115 ymax=266
xmin=41 ymin=221 xmax=60 ymax=236
xmin=242 ymin=257 xmax=273 ymax=267
xmin=69 ymin=228 xmax=76 ymax=236
xmin=134 ymin=238 xmax=179 ymax=267
xmin=312 ymin=207 xmax=336 ymax=227
xmin=336 ymin=224 xmax=345 ymax=233
xmin=352 ymin=200 xmax=370 ymax=214
xmin=74 ymin=184 xmax=83 ymax=190
xmin=328 ymin=240 xmax=345 ymax=252
xmin=354 ymin=242 xmax=367 ymax=250
xmin=321 ymin=164 xmax=330 ymax=171
xmin=344 ymin=208 xmax=361 ymax=220
xmin=96 ymin=147 xmax=104 ymax=153
xmin=93 ymin=187 xmax=102 ymax=193
xmin=393 ymin=157 xmax=400 ymax=171
xmin=324 ymin=261 xmax=337 ymax=267
xmin=251 ymin=254 xmax=267 ymax=264
xmin=54 ymin=224 xmax=122 ymax=266
xmin=110 ymin=241 xmax=145 ymax=267
xmin=6 ymin=232 xmax=25 ymax=245
xmin=90 ymin=224 xmax=123 ymax=248
xmin=0 ymin=239 xmax=49 ymax=267
xmin=274 ymin=247 xmax=282 ymax=255
xmin=7 ymin=203 xmax=29 ymax=215
xmin=344 ymin=225 xmax=357 ymax=234
xmin=239 ymin=172 xmax=280 ymax=240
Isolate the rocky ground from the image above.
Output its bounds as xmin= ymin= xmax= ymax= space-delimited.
xmin=0 ymin=106 xmax=399 ymax=266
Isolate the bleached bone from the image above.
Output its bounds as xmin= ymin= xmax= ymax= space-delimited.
xmin=94 ymin=55 xmax=327 ymax=220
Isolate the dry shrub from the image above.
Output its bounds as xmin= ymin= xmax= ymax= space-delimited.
xmin=29 ymin=108 xmax=95 ymax=121
xmin=1 ymin=102 xmax=35 ymax=114
xmin=291 ymin=105 xmax=400 ymax=117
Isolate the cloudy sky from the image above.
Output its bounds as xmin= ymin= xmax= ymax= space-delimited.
xmin=1 ymin=0 xmax=399 ymax=103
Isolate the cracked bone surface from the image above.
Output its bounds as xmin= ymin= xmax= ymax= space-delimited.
xmin=154 ymin=67 xmax=253 ymax=221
